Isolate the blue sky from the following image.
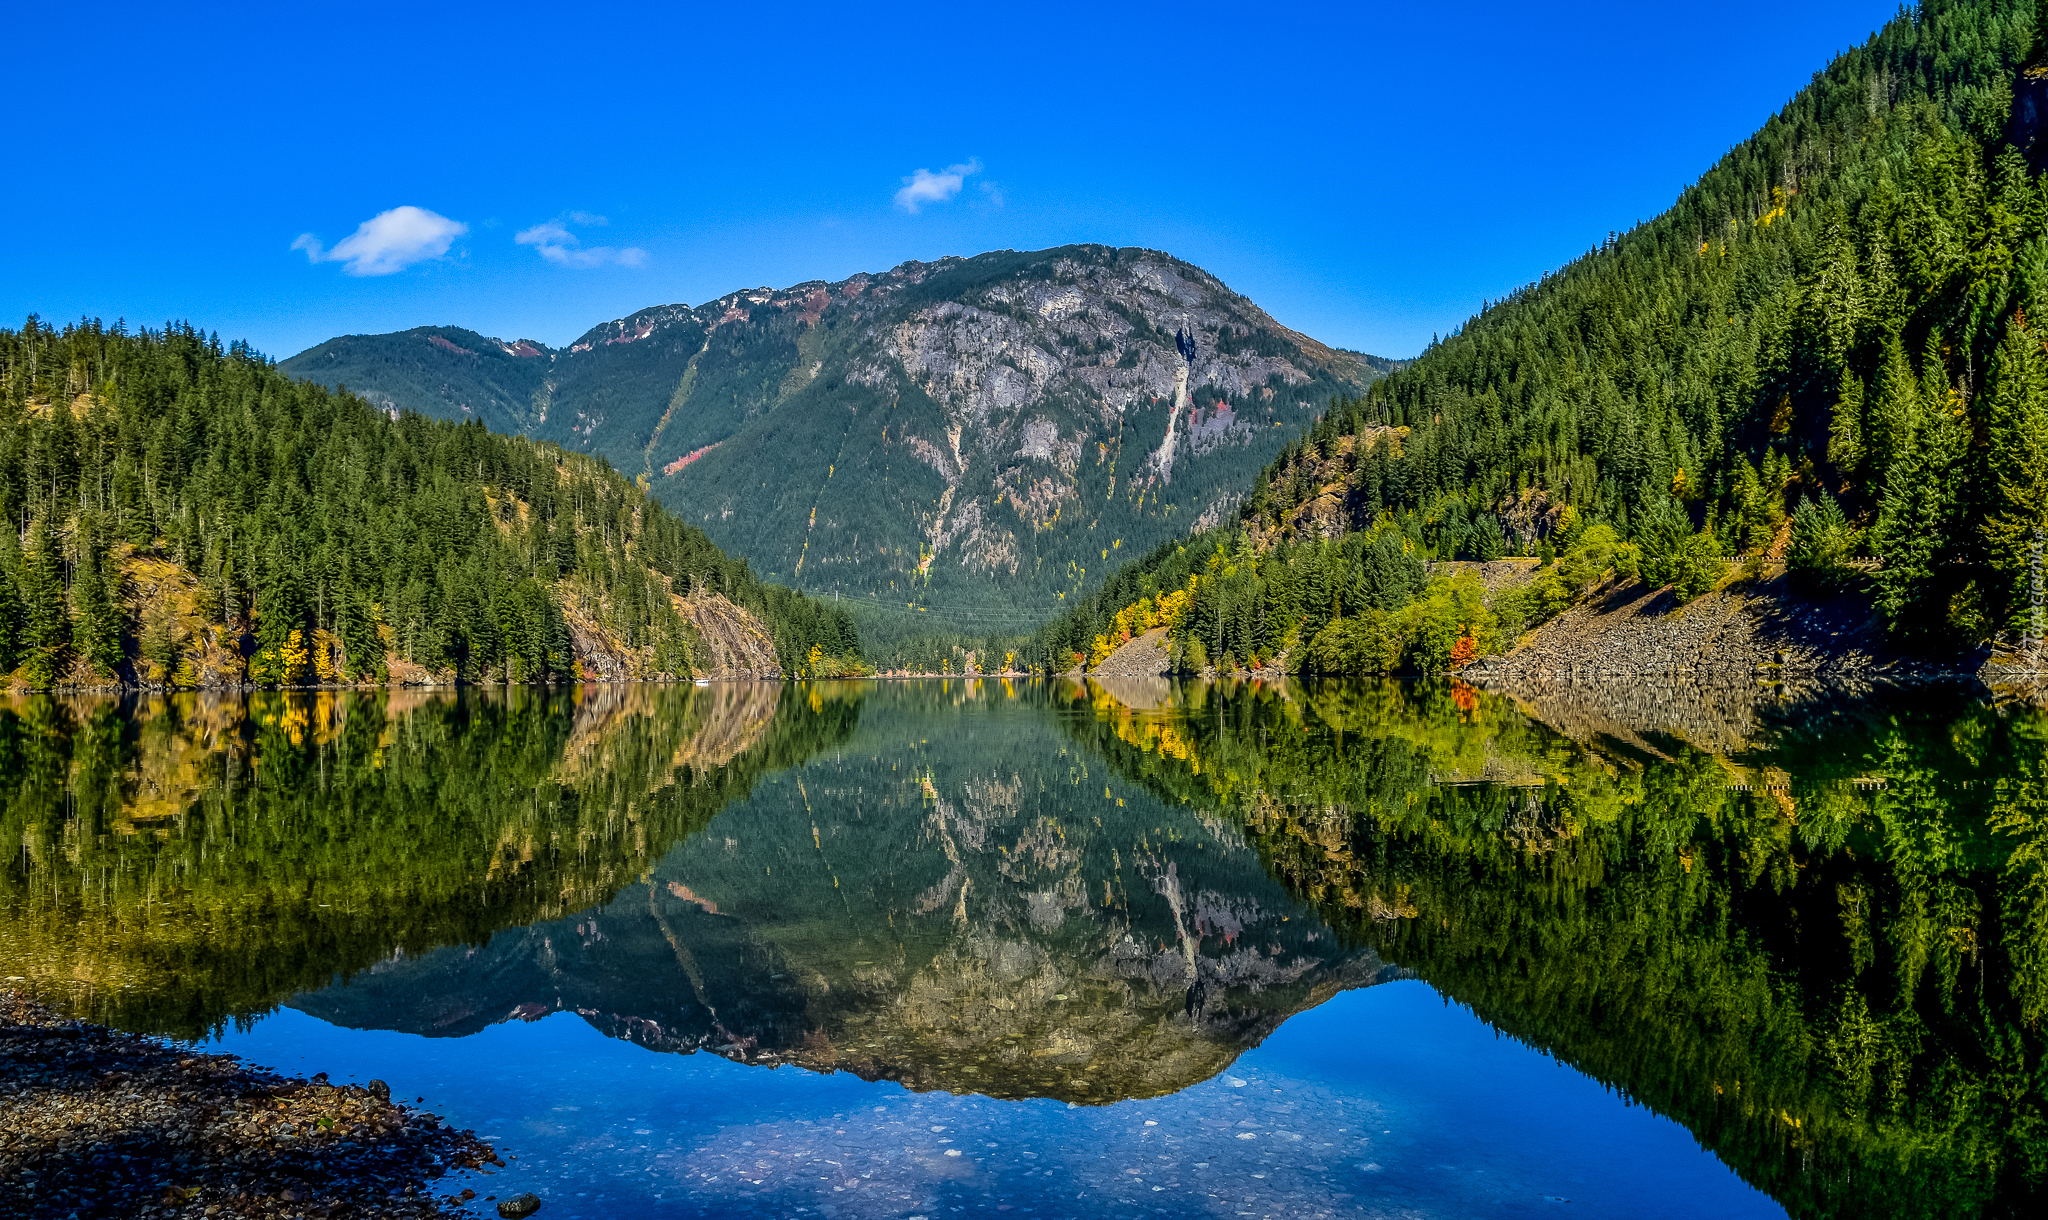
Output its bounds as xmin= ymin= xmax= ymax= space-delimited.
xmin=3 ymin=1 xmax=1899 ymax=362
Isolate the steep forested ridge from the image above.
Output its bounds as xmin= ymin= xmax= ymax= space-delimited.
xmin=284 ymin=247 xmax=1398 ymax=634
xmin=0 ymin=319 xmax=860 ymax=688
xmin=1030 ymin=1 xmax=2048 ymax=673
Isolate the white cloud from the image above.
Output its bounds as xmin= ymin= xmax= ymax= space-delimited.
xmin=292 ymin=206 xmax=467 ymax=276
xmin=515 ymin=218 xmax=647 ymax=268
xmin=894 ymin=159 xmax=982 ymax=213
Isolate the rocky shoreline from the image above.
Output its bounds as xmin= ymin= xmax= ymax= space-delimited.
xmin=0 ymin=992 xmax=507 ymax=1220
xmin=1466 ymin=570 xmax=1983 ymax=684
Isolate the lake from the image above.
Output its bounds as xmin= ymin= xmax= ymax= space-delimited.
xmin=2 ymin=677 xmax=2040 ymax=1218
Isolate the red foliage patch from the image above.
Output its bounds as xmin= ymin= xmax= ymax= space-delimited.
xmin=661 ymin=442 xmax=720 ymax=477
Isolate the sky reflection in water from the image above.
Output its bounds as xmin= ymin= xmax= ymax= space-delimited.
xmin=211 ymin=979 xmax=1777 ymax=1220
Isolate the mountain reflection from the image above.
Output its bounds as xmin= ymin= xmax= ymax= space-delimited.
xmin=292 ymin=680 xmax=1403 ymax=1103
xmin=6 ymin=673 xmax=2045 ymax=1217
xmin=1058 ymin=674 xmax=2048 ymax=1220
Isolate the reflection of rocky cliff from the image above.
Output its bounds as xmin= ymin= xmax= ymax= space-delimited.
xmin=294 ymin=683 xmax=1402 ymax=1103
xmin=0 ymin=684 xmax=855 ymax=1037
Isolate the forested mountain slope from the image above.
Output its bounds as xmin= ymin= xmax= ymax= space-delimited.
xmin=1029 ymin=0 xmax=2048 ymax=673
xmin=0 ymin=319 xmax=859 ymax=689
xmin=283 ymin=324 xmax=551 ymax=437
xmin=283 ymin=246 xmax=1399 ymax=629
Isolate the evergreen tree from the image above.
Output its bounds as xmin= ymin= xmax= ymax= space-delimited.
xmin=1830 ymin=370 xmax=1867 ymax=479
xmin=1867 ymin=334 xmax=1920 ymax=496
xmin=1789 ymin=493 xmax=1860 ymax=588
xmin=0 ymin=528 xmax=21 ymax=673
xmin=337 ymin=583 xmax=386 ymax=682
xmin=71 ymin=514 xmax=121 ymax=676
xmin=1873 ymin=378 xmax=1970 ymax=636
xmin=1982 ymin=311 xmax=2048 ymax=632
xmin=18 ymin=516 xmax=67 ymax=683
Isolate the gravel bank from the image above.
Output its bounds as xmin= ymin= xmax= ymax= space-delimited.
xmin=0 ymin=992 xmax=503 ymax=1220
xmin=1469 ymin=570 xmax=1973 ymax=682
xmin=1089 ymin=627 xmax=1172 ymax=677
xmin=1464 ymin=569 xmax=1987 ymax=751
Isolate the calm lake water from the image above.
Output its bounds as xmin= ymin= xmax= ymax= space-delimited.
xmin=3 ymin=677 xmax=2042 ymax=1218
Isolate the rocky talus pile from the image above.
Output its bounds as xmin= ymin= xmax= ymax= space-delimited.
xmin=1464 ymin=569 xmax=1986 ymax=752
xmin=1468 ymin=570 xmax=1968 ymax=682
xmin=1089 ymin=628 xmax=1173 ymax=678
xmin=0 ymin=992 xmax=505 ymax=1220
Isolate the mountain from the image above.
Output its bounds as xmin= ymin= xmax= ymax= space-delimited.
xmin=0 ymin=319 xmax=860 ymax=689
xmin=282 ymin=324 xmax=553 ymax=438
xmin=282 ymin=246 xmax=1400 ymax=632
xmin=1026 ymin=0 xmax=2048 ymax=674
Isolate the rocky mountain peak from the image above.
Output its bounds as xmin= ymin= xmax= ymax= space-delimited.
xmin=282 ymin=244 xmax=1401 ymax=626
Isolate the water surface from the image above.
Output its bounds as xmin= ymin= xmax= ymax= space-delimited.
xmin=3 ymin=677 xmax=2041 ymax=1217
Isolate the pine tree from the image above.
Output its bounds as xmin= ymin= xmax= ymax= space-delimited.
xmin=1873 ymin=378 xmax=1970 ymax=635
xmin=18 ymin=516 xmax=68 ymax=683
xmin=1982 ymin=312 xmax=2048 ymax=631
xmin=1868 ymin=334 xmax=1919 ymax=493
xmin=1830 ymin=370 xmax=1866 ymax=479
xmin=71 ymin=515 xmax=122 ymax=676
xmin=0 ymin=528 xmax=21 ymax=673
xmin=337 ymin=584 xmax=386 ymax=683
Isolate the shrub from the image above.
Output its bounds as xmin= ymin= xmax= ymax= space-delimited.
xmin=1302 ymin=609 xmax=1404 ymax=674
xmin=1397 ymin=573 xmax=1498 ymax=672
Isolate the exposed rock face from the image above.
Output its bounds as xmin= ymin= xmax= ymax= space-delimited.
xmin=112 ymin=549 xmax=248 ymax=689
xmin=676 ymin=590 xmax=779 ymax=679
xmin=283 ymin=246 xmax=1400 ymax=619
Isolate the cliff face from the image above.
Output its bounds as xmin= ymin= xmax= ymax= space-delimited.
xmin=283 ymin=245 xmax=1399 ymax=620
xmin=79 ymin=546 xmax=779 ymax=691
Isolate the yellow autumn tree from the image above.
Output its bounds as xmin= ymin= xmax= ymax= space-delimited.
xmin=249 ymin=629 xmax=310 ymax=686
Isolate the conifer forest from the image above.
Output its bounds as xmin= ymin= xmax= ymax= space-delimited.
xmin=1026 ymin=1 xmax=2048 ymax=677
xmin=0 ymin=321 xmax=861 ymax=688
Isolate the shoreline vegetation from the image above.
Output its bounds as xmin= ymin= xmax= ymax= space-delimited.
xmin=0 ymin=991 xmax=500 ymax=1220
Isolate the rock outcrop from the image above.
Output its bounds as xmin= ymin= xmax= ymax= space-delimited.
xmin=677 ymin=591 xmax=780 ymax=679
